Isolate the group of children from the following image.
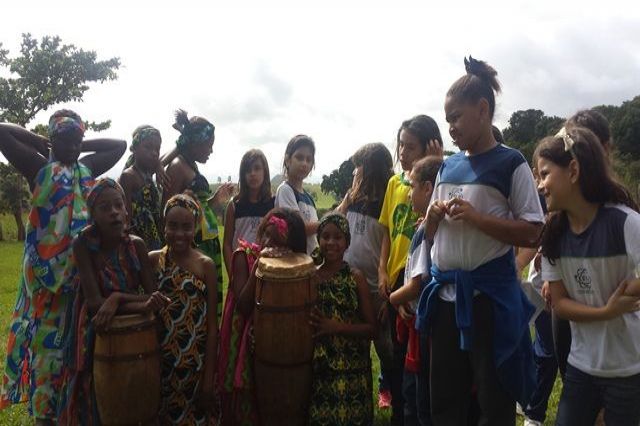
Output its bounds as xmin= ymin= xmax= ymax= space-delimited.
xmin=0 ymin=55 xmax=639 ymax=426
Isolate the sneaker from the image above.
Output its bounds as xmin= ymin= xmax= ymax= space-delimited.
xmin=378 ymin=389 xmax=392 ymax=409
xmin=524 ymin=417 xmax=543 ymax=426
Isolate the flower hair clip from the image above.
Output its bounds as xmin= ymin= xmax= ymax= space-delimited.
xmin=267 ymin=216 xmax=289 ymax=239
xmin=556 ymin=127 xmax=575 ymax=152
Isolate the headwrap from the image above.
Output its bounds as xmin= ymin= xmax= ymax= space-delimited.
xmin=174 ymin=119 xmax=215 ymax=149
xmin=316 ymin=212 xmax=351 ymax=246
xmin=87 ymin=177 xmax=125 ymax=212
xmin=267 ymin=215 xmax=289 ymax=240
xmin=48 ymin=110 xmax=85 ymax=139
xmin=125 ymin=125 xmax=161 ymax=168
xmin=164 ymin=193 xmax=201 ymax=223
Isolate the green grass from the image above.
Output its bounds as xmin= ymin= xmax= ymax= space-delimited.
xmin=0 ymin=215 xmax=561 ymax=424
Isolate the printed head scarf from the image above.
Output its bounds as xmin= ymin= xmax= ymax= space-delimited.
xmin=316 ymin=212 xmax=351 ymax=246
xmin=164 ymin=193 xmax=201 ymax=224
xmin=125 ymin=125 xmax=161 ymax=168
xmin=173 ymin=109 xmax=215 ymax=150
xmin=87 ymin=178 xmax=125 ymax=214
xmin=48 ymin=109 xmax=85 ymax=140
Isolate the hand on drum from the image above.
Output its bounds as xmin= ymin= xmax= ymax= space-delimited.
xmin=93 ymin=293 xmax=120 ymax=331
xmin=310 ymin=308 xmax=342 ymax=338
xmin=145 ymin=291 xmax=171 ymax=312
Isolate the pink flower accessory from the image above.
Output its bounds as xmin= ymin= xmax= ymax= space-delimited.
xmin=268 ymin=215 xmax=289 ymax=240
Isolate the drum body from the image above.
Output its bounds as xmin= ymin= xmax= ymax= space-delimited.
xmin=93 ymin=312 xmax=160 ymax=425
xmin=254 ymin=253 xmax=317 ymax=426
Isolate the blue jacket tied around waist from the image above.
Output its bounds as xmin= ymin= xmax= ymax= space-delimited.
xmin=415 ymin=250 xmax=536 ymax=406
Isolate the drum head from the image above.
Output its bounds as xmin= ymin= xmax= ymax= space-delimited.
xmin=256 ymin=253 xmax=316 ymax=279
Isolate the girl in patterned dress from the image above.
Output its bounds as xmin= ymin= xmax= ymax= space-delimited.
xmin=149 ymin=194 xmax=219 ymax=425
xmin=119 ymin=125 xmax=164 ymax=250
xmin=58 ymin=178 xmax=168 ymax=425
xmin=218 ymin=208 xmax=307 ymax=425
xmin=309 ymin=213 xmax=375 ymax=426
xmin=0 ymin=110 xmax=125 ymax=425
xmin=161 ymin=110 xmax=234 ymax=322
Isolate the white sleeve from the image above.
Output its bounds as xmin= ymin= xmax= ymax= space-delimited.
xmin=541 ymin=255 xmax=562 ymax=282
xmin=411 ymin=241 xmax=430 ymax=279
xmin=624 ymin=210 xmax=640 ymax=268
xmin=509 ymin=163 xmax=544 ymax=223
xmin=275 ymin=183 xmax=299 ymax=211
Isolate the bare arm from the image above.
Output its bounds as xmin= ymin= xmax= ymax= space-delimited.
xmin=0 ymin=123 xmax=48 ymax=187
xmin=79 ymin=138 xmax=127 ymax=177
xmin=118 ymin=170 xmax=136 ymax=218
xmin=516 ymin=247 xmax=538 ymax=278
xmin=377 ymin=229 xmax=390 ymax=298
xmin=201 ymin=257 xmax=219 ymax=394
xmin=222 ymin=201 xmax=236 ymax=275
xmin=390 ymin=276 xmax=421 ymax=306
xmin=133 ymin=237 xmax=157 ymax=293
xmin=550 ymin=279 xmax=640 ymax=322
xmin=162 ymin=159 xmax=193 ymax=204
xmin=160 ymin=145 xmax=180 ymax=167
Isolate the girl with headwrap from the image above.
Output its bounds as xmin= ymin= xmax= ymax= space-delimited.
xmin=0 ymin=110 xmax=126 ymax=424
xmin=119 ymin=125 xmax=164 ymax=250
xmin=308 ymin=212 xmax=375 ymax=426
xmin=160 ymin=109 xmax=233 ymax=322
xmin=148 ymin=194 xmax=219 ymax=425
xmin=58 ymin=178 xmax=168 ymax=425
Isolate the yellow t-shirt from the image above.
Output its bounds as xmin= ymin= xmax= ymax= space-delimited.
xmin=379 ymin=172 xmax=419 ymax=290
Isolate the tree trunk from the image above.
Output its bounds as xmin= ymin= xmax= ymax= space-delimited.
xmin=13 ymin=209 xmax=25 ymax=241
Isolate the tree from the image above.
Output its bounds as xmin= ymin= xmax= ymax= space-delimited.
xmin=0 ymin=33 xmax=120 ymax=236
xmin=610 ymin=96 xmax=640 ymax=160
xmin=502 ymin=109 xmax=564 ymax=165
xmin=0 ymin=33 xmax=120 ymax=127
xmin=0 ymin=163 xmax=29 ymax=240
xmin=321 ymin=160 xmax=354 ymax=200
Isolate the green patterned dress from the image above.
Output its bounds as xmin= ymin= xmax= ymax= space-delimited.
xmin=309 ymin=262 xmax=373 ymax=426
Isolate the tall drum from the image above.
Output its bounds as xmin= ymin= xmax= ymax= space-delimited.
xmin=254 ymin=253 xmax=317 ymax=426
xmin=93 ymin=312 xmax=161 ymax=425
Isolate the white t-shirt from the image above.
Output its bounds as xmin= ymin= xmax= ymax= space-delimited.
xmin=403 ymin=222 xmax=431 ymax=313
xmin=274 ymin=181 xmax=319 ymax=255
xmin=431 ymin=144 xmax=544 ymax=301
xmin=541 ymin=204 xmax=640 ymax=378
xmin=344 ymin=201 xmax=385 ymax=293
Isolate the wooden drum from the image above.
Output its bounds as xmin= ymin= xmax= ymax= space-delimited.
xmin=254 ymin=253 xmax=317 ymax=426
xmin=93 ymin=312 xmax=161 ymax=425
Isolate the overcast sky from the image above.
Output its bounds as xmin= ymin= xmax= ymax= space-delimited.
xmin=1 ymin=1 xmax=639 ymax=182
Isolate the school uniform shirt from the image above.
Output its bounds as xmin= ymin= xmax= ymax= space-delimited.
xmin=403 ymin=221 xmax=431 ymax=313
xmin=230 ymin=197 xmax=275 ymax=250
xmin=541 ymin=203 xmax=640 ymax=378
xmin=344 ymin=200 xmax=385 ymax=293
xmin=379 ymin=173 xmax=419 ymax=290
xmin=431 ymin=144 xmax=544 ymax=301
xmin=275 ymin=181 xmax=319 ymax=255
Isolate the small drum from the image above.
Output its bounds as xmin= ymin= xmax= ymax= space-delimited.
xmin=93 ymin=312 xmax=161 ymax=425
xmin=254 ymin=253 xmax=317 ymax=426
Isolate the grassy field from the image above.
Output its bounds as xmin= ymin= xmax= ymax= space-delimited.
xmin=0 ymin=213 xmax=561 ymax=424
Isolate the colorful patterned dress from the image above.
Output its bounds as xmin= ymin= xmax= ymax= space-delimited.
xmin=129 ymin=170 xmax=164 ymax=250
xmin=217 ymin=240 xmax=260 ymax=426
xmin=57 ymin=226 xmax=142 ymax=425
xmin=309 ymin=262 xmax=373 ymax=426
xmin=157 ymin=247 xmax=209 ymax=425
xmin=0 ymin=161 xmax=94 ymax=419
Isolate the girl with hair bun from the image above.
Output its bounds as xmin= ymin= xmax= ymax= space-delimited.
xmin=417 ymin=57 xmax=544 ymax=425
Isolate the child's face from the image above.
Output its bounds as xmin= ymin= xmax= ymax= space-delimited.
xmin=318 ymin=223 xmax=348 ymax=263
xmin=445 ymin=96 xmax=483 ymax=152
xmin=91 ymin=188 xmax=127 ymax=237
xmin=164 ymin=206 xmax=196 ymax=252
xmin=536 ymin=157 xmax=574 ymax=212
xmin=51 ymin=133 xmax=82 ymax=165
xmin=408 ymin=170 xmax=431 ymax=215
xmin=188 ymin=138 xmax=214 ymax=164
xmin=245 ymin=159 xmax=265 ymax=192
xmin=285 ymin=146 xmax=314 ymax=181
xmin=398 ymin=130 xmax=425 ymax=172
xmin=133 ymin=136 xmax=161 ymax=171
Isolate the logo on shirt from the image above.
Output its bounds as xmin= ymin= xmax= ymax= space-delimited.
xmin=448 ymin=187 xmax=464 ymax=200
xmin=574 ymin=267 xmax=593 ymax=293
xmin=392 ymin=204 xmax=416 ymax=240
xmin=354 ymin=216 xmax=366 ymax=235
